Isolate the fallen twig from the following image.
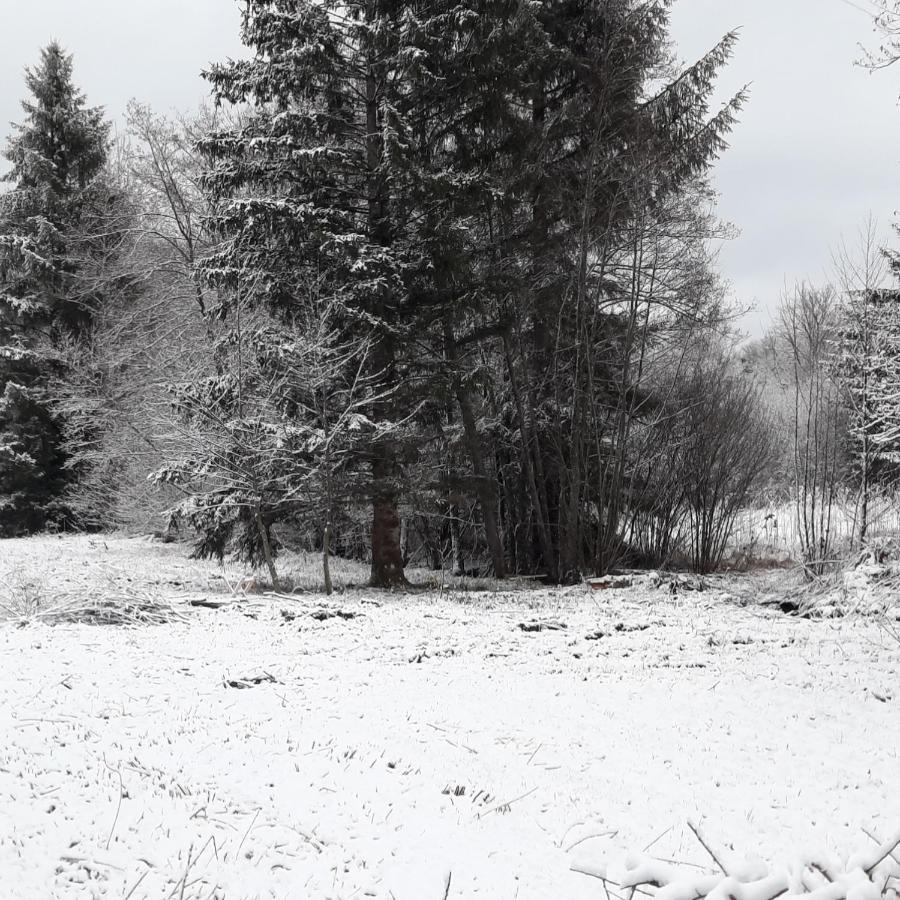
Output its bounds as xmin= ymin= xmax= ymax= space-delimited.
xmin=479 ymin=786 xmax=538 ymax=818
xmin=103 ymin=756 xmax=125 ymax=850
xmin=687 ymin=819 xmax=729 ymax=875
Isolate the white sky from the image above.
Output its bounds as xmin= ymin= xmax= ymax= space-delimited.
xmin=1 ymin=0 xmax=899 ymax=336
xmin=668 ymin=0 xmax=900 ymax=335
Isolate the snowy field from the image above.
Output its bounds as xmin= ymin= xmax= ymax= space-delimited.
xmin=1 ymin=536 xmax=899 ymax=899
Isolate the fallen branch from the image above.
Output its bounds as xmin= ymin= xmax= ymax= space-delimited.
xmin=572 ymin=824 xmax=900 ymax=900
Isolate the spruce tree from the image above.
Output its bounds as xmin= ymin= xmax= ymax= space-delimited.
xmin=195 ymin=0 xmax=744 ymax=583
xmin=0 ymin=42 xmax=110 ymax=534
xmin=199 ymin=0 xmax=459 ymax=587
xmin=423 ymin=1 xmax=747 ymax=578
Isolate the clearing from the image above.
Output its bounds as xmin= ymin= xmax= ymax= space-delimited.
xmin=1 ymin=535 xmax=898 ymax=899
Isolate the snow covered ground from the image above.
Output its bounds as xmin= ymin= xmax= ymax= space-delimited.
xmin=1 ymin=536 xmax=899 ymax=899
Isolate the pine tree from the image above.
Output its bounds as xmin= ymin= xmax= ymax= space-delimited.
xmin=0 ymin=42 xmax=110 ymax=534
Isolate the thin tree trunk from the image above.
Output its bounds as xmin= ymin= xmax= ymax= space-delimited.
xmin=455 ymin=390 xmax=506 ymax=578
xmin=323 ymin=522 xmax=333 ymax=596
xmin=400 ymin=516 xmax=409 ymax=565
xmin=502 ymin=332 xmax=557 ymax=580
xmin=860 ymin=432 xmax=869 ymax=545
xmin=255 ymin=510 xmax=279 ymax=590
xmin=449 ymin=506 xmax=465 ymax=576
xmin=442 ymin=320 xmax=506 ymax=578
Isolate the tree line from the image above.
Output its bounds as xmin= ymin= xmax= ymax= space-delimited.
xmin=2 ymin=1 xmax=897 ymax=587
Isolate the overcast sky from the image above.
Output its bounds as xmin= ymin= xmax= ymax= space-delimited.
xmin=1 ymin=0 xmax=898 ymax=336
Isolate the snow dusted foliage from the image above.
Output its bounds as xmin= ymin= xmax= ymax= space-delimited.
xmin=0 ymin=42 xmax=109 ymax=336
xmin=839 ymin=291 xmax=900 ymax=460
xmin=829 ymin=220 xmax=897 ymax=547
xmin=153 ymin=297 xmax=381 ymax=589
xmin=832 ymin=289 xmax=900 ymax=549
xmin=186 ymin=0 xmax=750 ymax=585
xmin=576 ymin=826 xmax=900 ymax=900
xmin=196 ymin=0 xmax=453 ymax=586
xmin=0 ymin=42 xmax=110 ymax=535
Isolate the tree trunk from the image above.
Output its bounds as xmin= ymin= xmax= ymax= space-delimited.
xmin=323 ymin=522 xmax=333 ymax=596
xmin=502 ymin=333 xmax=558 ymax=581
xmin=255 ymin=510 xmax=279 ymax=590
xmin=364 ymin=38 xmax=406 ymax=590
xmin=442 ymin=323 xmax=506 ymax=578
xmin=859 ymin=432 xmax=869 ymax=546
xmin=400 ymin=516 xmax=409 ymax=565
xmin=449 ymin=504 xmax=465 ymax=576
xmin=370 ymin=449 xmax=408 ymax=588
xmin=453 ymin=386 xmax=506 ymax=578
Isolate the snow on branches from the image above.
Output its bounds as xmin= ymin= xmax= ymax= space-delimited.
xmin=573 ymin=823 xmax=900 ymax=900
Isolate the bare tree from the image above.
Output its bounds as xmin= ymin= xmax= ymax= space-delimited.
xmin=858 ymin=1 xmax=900 ymax=70
xmin=778 ymin=284 xmax=845 ymax=577
xmin=831 ymin=215 xmax=891 ymax=544
xmin=678 ymin=350 xmax=775 ymax=574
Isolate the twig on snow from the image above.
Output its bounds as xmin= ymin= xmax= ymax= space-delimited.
xmin=566 ymin=830 xmax=619 ymax=854
xmin=643 ymin=825 xmax=673 ymax=853
xmin=478 ymin=786 xmax=538 ymax=818
xmin=236 ymin=808 xmax=261 ymax=858
xmin=123 ymin=869 xmax=149 ymax=900
xmin=863 ymin=828 xmax=900 ymax=869
xmin=163 ymin=844 xmax=198 ymax=900
xmin=857 ymin=826 xmax=900 ymax=876
xmin=687 ymin=819 xmax=729 ymax=875
xmin=102 ymin=756 xmax=125 ymax=850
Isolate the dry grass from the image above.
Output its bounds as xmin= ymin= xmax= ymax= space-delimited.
xmin=0 ymin=533 xmax=533 ymax=628
xmin=0 ymin=572 xmax=191 ymax=627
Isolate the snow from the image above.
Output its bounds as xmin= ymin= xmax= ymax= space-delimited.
xmin=1 ymin=536 xmax=899 ymax=898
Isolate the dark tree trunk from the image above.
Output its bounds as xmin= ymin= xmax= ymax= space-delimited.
xmin=449 ymin=504 xmax=465 ymax=576
xmin=454 ymin=387 xmax=506 ymax=578
xmin=364 ymin=31 xmax=407 ymax=590
xmin=370 ymin=449 xmax=407 ymax=588
xmin=442 ymin=320 xmax=506 ymax=578
xmin=323 ymin=522 xmax=333 ymax=596
xmin=400 ymin=516 xmax=409 ymax=565
xmin=503 ymin=332 xmax=558 ymax=581
xmin=255 ymin=509 xmax=279 ymax=590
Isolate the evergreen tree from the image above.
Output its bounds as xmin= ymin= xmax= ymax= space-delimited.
xmin=838 ymin=290 xmax=900 ymax=491
xmin=429 ymin=1 xmax=747 ymax=578
xmin=194 ymin=0 xmax=744 ymax=584
xmin=0 ymin=42 xmax=110 ymax=534
xmin=198 ymin=0 xmax=460 ymax=587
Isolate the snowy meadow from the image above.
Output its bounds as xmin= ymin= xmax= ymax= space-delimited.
xmin=1 ymin=536 xmax=899 ymax=899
